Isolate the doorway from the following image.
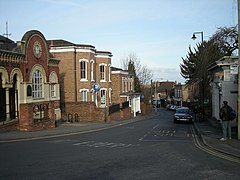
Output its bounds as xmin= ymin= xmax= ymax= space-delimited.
xmin=9 ymin=74 xmax=17 ymax=120
xmin=0 ymin=73 xmax=6 ymax=121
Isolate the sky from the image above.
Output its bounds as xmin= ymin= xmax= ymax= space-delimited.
xmin=0 ymin=0 xmax=238 ymax=83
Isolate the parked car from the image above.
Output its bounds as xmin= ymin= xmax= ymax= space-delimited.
xmin=169 ymin=105 xmax=176 ymax=111
xmin=166 ymin=104 xmax=172 ymax=110
xmin=173 ymin=107 xmax=193 ymax=123
xmin=166 ymin=105 xmax=176 ymax=111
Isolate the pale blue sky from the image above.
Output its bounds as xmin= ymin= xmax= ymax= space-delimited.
xmin=0 ymin=0 xmax=237 ymax=83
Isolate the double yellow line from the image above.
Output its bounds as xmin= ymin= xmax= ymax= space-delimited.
xmin=191 ymin=126 xmax=240 ymax=164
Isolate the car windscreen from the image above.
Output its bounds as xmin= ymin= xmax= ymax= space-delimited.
xmin=176 ymin=109 xmax=189 ymax=114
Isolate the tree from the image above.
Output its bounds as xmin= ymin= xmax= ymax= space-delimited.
xmin=128 ymin=60 xmax=141 ymax=92
xmin=180 ymin=26 xmax=236 ymax=118
xmin=210 ymin=26 xmax=238 ymax=56
xmin=180 ymin=46 xmax=197 ymax=83
xmin=180 ymin=26 xmax=237 ymax=85
xmin=121 ymin=52 xmax=153 ymax=91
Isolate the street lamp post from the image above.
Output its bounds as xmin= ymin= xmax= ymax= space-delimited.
xmin=191 ymin=31 xmax=204 ymax=121
xmin=191 ymin=31 xmax=203 ymax=43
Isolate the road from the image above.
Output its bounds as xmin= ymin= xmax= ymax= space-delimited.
xmin=0 ymin=109 xmax=239 ymax=180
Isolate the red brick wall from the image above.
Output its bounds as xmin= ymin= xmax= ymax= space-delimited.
xmin=63 ymin=102 xmax=106 ymax=122
xmin=18 ymin=102 xmax=56 ymax=131
xmin=121 ymin=107 xmax=132 ymax=119
xmin=108 ymin=107 xmax=132 ymax=121
xmin=0 ymin=121 xmax=18 ymax=132
xmin=19 ymin=103 xmax=33 ymax=131
xmin=141 ymin=102 xmax=152 ymax=115
xmin=111 ymin=73 xmax=121 ymax=104
xmin=108 ymin=111 xmax=121 ymax=121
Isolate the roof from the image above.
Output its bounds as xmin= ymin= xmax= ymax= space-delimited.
xmin=157 ymin=81 xmax=175 ymax=92
xmin=47 ymin=39 xmax=96 ymax=49
xmin=111 ymin=66 xmax=123 ymax=71
xmin=47 ymin=39 xmax=75 ymax=47
xmin=208 ymin=56 xmax=238 ymax=72
xmin=96 ymin=50 xmax=112 ymax=57
xmin=0 ymin=35 xmax=17 ymax=51
xmin=0 ymin=35 xmax=14 ymax=44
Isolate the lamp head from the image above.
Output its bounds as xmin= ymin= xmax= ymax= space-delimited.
xmin=191 ymin=34 xmax=197 ymax=40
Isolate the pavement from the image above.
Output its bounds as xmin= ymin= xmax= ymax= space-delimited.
xmin=0 ymin=110 xmax=240 ymax=159
xmin=193 ymin=118 xmax=240 ymax=158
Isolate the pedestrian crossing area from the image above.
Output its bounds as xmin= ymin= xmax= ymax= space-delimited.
xmin=139 ymin=124 xmax=194 ymax=142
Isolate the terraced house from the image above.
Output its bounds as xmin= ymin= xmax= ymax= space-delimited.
xmin=0 ymin=30 xmax=61 ymax=131
xmin=49 ymin=40 xmax=112 ymax=122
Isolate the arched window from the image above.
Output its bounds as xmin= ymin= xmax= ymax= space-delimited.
xmin=27 ymin=85 xmax=32 ymax=96
xmin=100 ymin=89 xmax=106 ymax=106
xmin=80 ymin=89 xmax=89 ymax=102
xmin=49 ymin=72 xmax=58 ymax=98
xmin=32 ymin=70 xmax=43 ymax=98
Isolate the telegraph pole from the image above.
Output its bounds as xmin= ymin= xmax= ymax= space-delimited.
xmin=3 ymin=21 xmax=11 ymax=50
xmin=238 ymin=0 xmax=240 ymax=140
xmin=3 ymin=21 xmax=11 ymax=39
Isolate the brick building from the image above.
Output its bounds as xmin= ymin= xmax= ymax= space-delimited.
xmin=49 ymin=40 xmax=112 ymax=122
xmin=111 ymin=67 xmax=141 ymax=117
xmin=111 ymin=67 xmax=134 ymax=104
xmin=0 ymin=30 xmax=61 ymax=131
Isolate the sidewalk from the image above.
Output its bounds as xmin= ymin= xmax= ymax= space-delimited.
xmin=194 ymin=118 xmax=240 ymax=158
xmin=0 ymin=113 xmax=155 ymax=143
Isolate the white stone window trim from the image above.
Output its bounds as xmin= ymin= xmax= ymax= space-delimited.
xmin=90 ymin=88 xmax=95 ymax=102
xmin=99 ymin=63 xmax=107 ymax=82
xmin=32 ymin=70 xmax=43 ymax=99
xmin=90 ymin=59 xmax=95 ymax=82
xmin=100 ymin=88 xmax=107 ymax=107
xmin=108 ymin=64 xmax=111 ymax=82
xmin=49 ymin=71 xmax=58 ymax=98
xmin=109 ymin=88 xmax=112 ymax=105
xmin=79 ymin=59 xmax=89 ymax=81
xmin=79 ymin=88 xmax=89 ymax=102
xmin=30 ymin=65 xmax=46 ymax=100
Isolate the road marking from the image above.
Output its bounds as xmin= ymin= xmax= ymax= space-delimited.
xmin=141 ymin=139 xmax=192 ymax=143
xmin=153 ymin=124 xmax=159 ymax=129
xmin=191 ymin=126 xmax=240 ymax=164
xmin=139 ymin=124 xmax=194 ymax=141
xmin=73 ymin=141 xmax=90 ymax=146
xmin=1 ymin=114 xmax=162 ymax=143
xmin=72 ymin=141 xmax=137 ymax=149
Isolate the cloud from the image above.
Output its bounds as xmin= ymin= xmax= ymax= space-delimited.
xmin=152 ymin=67 xmax=185 ymax=83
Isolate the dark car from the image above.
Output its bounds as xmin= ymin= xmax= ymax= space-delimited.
xmin=173 ymin=107 xmax=193 ymax=123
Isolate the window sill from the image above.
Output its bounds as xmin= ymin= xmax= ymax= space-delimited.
xmin=80 ymin=79 xmax=88 ymax=82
